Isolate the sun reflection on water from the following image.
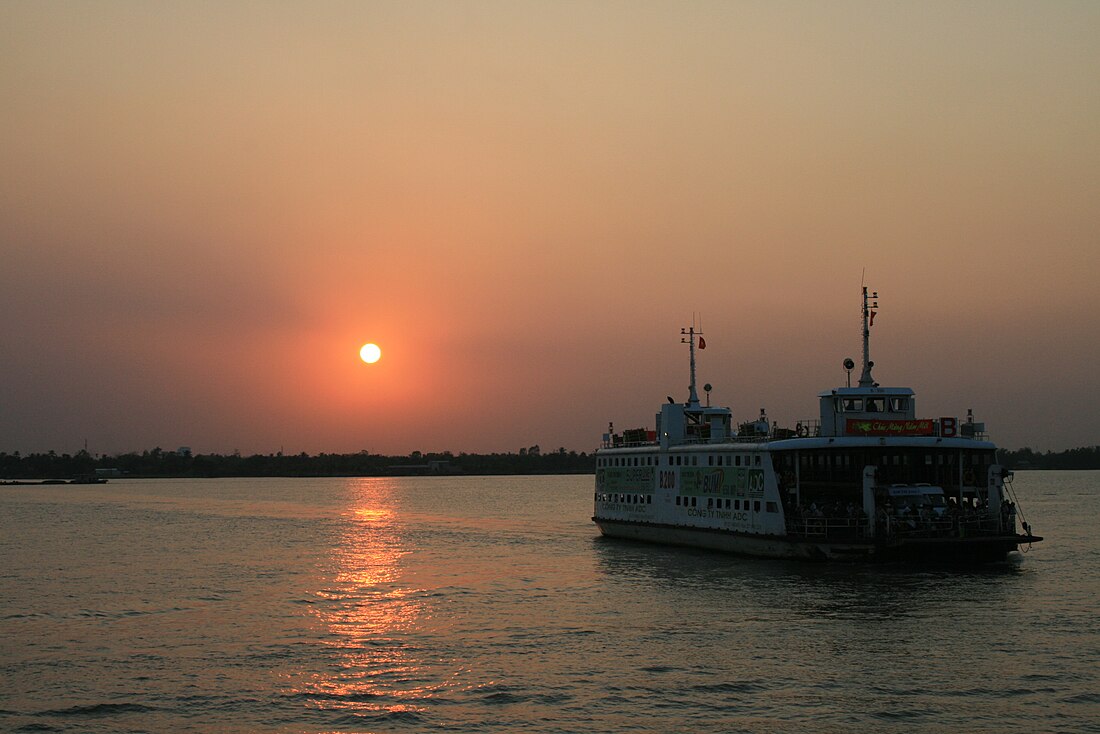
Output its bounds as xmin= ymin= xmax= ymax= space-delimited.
xmin=290 ymin=478 xmax=444 ymax=720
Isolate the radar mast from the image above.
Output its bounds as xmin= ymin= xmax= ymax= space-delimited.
xmin=681 ymin=323 xmax=702 ymax=407
xmin=859 ymin=286 xmax=878 ymax=387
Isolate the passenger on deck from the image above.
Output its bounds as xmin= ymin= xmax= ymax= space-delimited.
xmin=876 ymin=506 xmax=891 ymax=535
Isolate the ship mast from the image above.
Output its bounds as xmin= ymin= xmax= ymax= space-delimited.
xmin=681 ymin=324 xmax=701 ymax=407
xmin=859 ymin=286 xmax=878 ymax=387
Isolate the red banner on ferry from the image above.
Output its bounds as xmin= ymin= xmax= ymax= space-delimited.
xmin=846 ymin=418 xmax=934 ymax=436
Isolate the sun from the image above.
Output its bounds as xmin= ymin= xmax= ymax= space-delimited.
xmin=359 ymin=343 xmax=382 ymax=364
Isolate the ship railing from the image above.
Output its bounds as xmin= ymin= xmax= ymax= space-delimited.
xmin=786 ymin=511 xmax=1007 ymax=541
xmin=786 ymin=515 xmax=869 ymax=540
xmin=960 ymin=429 xmax=989 ymax=440
xmin=603 ymin=429 xmax=826 ymax=450
xmin=672 ymin=435 xmax=775 ymax=446
xmin=602 ymin=437 xmax=659 ymax=449
xmin=930 ymin=423 xmax=989 ymax=440
xmin=771 ymin=420 xmax=821 ymax=440
xmin=610 ymin=439 xmax=658 ymax=448
xmin=879 ymin=512 xmax=1005 ymax=538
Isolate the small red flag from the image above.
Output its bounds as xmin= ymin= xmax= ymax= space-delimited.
xmin=869 ymin=311 xmax=877 ymax=327
xmin=698 ymin=337 xmax=707 ymax=349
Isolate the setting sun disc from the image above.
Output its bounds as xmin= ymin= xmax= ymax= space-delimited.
xmin=359 ymin=343 xmax=382 ymax=364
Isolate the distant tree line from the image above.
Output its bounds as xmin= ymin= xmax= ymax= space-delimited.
xmin=0 ymin=446 xmax=596 ymax=480
xmin=998 ymin=446 xmax=1100 ymax=471
xmin=3 ymin=445 xmax=1097 ymax=481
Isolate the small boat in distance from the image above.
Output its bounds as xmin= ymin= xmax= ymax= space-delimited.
xmin=592 ymin=288 xmax=1042 ymax=562
xmin=69 ymin=475 xmax=108 ymax=484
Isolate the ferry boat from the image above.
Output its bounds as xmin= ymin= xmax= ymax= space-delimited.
xmin=592 ymin=288 xmax=1042 ymax=562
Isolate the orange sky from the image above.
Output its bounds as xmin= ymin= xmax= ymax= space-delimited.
xmin=2 ymin=1 xmax=1097 ymax=455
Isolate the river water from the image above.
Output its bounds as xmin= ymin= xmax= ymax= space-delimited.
xmin=1 ymin=471 xmax=1096 ymax=733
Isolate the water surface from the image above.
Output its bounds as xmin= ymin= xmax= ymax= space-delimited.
xmin=1 ymin=472 xmax=1096 ymax=732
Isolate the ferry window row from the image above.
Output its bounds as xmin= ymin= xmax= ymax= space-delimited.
xmin=595 ymin=493 xmax=653 ymax=505
xmin=705 ymin=454 xmax=762 ymax=467
xmin=598 ymin=455 xmax=659 ymax=467
xmin=775 ymin=449 xmax=997 ymax=488
xmin=678 ymin=454 xmax=761 ymax=467
xmin=784 ymin=449 xmax=994 ymax=471
xmin=836 ymin=396 xmax=910 ymax=413
xmin=597 ymin=454 xmax=763 ymax=468
xmin=674 ymin=497 xmax=776 ymax=513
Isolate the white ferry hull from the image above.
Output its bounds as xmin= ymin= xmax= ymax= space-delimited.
xmin=593 ymin=517 xmax=1037 ymax=563
xmin=593 ymin=517 xmax=874 ymax=561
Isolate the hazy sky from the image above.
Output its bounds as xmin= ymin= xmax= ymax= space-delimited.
xmin=2 ymin=1 xmax=1097 ymax=456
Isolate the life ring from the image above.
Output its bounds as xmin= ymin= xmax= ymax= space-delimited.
xmin=963 ymin=469 xmax=976 ymax=485
xmin=796 ymin=422 xmax=807 ymax=437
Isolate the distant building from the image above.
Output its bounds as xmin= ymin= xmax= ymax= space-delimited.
xmin=177 ymin=446 xmax=192 ymax=457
